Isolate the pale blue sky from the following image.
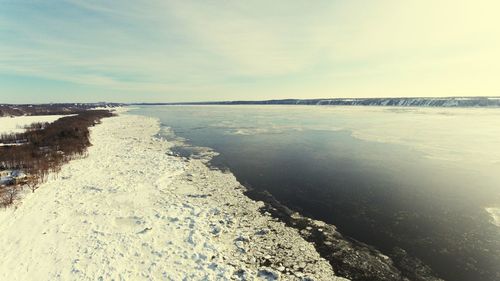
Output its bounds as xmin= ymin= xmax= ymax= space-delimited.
xmin=1 ymin=0 xmax=499 ymax=103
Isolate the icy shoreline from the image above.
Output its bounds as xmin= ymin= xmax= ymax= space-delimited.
xmin=0 ymin=113 xmax=344 ymax=280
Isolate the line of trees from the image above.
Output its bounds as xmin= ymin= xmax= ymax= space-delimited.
xmin=0 ymin=103 xmax=122 ymax=117
xmin=0 ymin=110 xmax=114 ymax=206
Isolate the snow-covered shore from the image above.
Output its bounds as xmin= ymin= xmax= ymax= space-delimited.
xmin=0 ymin=115 xmax=69 ymax=135
xmin=0 ymin=113 xmax=345 ymax=281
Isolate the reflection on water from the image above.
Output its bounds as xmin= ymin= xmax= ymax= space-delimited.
xmin=133 ymin=105 xmax=500 ymax=281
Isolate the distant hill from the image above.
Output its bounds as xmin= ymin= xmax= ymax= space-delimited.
xmin=136 ymin=97 xmax=500 ymax=108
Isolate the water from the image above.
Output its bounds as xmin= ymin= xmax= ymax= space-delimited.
xmin=132 ymin=105 xmax=500 ymax=281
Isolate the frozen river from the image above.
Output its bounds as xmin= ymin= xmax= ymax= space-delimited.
xmin=134 ymin=105 xmax=500 ymax=281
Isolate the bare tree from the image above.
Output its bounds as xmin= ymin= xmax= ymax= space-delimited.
xmin=1 ymin=185 xmax=19 ymax=206
xmin=27 ymin=175 xmax=41 ymax=193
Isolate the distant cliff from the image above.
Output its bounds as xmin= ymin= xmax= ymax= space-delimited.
xmin=138 ymin=97 xmax=500 ymax=108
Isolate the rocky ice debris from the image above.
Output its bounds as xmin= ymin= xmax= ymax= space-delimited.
xmin=248 ymin=188 xmax=444 ymax=281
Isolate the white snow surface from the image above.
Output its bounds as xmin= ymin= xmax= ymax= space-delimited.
xmin=0 ymin=114 xmax=344 ymax=281
xmin=0 ymin=115 xmax=69 ymax=135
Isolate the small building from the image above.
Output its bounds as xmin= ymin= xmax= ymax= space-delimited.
xmin=12 ymin=170 xmax=28 ymax=184
xmin=0 ymin=176 xmax=14 ymax=187
xmin=0 ymin=169 xmax=28 ymax=186
xmin=0 ymin=170 xmax=13 ymax=178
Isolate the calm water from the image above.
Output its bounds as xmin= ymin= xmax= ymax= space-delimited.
xmin=133 ymin=105 xmax=500 ymax=281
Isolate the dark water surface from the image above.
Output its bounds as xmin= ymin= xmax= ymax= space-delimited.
xmin=132 ymin=105 xmax=500 ymax=281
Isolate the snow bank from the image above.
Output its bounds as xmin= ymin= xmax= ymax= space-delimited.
xmin=0 ymin=113 xmax=345 ymax=281
xmin=0 ymin=115 xmax=70 ymax=135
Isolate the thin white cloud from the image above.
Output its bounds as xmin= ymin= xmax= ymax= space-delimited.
xmin=1 ymin=0 xmax=499 ymax=101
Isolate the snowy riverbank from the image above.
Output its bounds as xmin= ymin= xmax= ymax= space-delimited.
xmin=0 ymin=113 xmax=345 ymax=280
xmin=0 ymin=115 xmax=69 ymax=135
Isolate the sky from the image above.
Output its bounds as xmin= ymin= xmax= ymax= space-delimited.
xmin=0 ymin=0 xmax=499 ymax=103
